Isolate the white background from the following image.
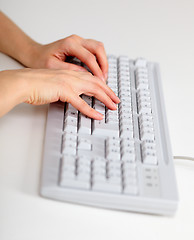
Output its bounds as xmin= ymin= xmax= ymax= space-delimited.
xmin=0 ymin=0 xmax=194 ymax=239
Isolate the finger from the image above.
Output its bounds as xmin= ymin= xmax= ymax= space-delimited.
xmin=86 ymin=84 xmax=118 ymax=110
xmin=83 ymin=39 xmax=108 ymax=79
xmin=82 ymin=75 xmax=120 ymax=103
xmin=71 ymin=72 xmax=120 ymax=103
xmin=92 ymin=77 xmax=120 ymax=104
xmin=69 ymin=44 xmax=105 ymax=81
xmin=48 ymin=58 xmax=87 ymax=72
xmin=70 ymin=94 xmax=104 ymax=120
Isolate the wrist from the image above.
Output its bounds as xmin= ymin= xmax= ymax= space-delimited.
xmin=0 ymin=70 xmax=30 ymax=117
xmin=0 ymin=69 xmax=30 ymax=104
xmin=18 ymin=40 xmax=43 ymax=68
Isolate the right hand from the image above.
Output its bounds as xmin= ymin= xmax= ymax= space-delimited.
xmin=0 ymin=69 xmax=120 ymax=119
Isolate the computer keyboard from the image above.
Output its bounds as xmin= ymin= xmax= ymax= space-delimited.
xmin=40 ymin=55 xmax=178 ymax=215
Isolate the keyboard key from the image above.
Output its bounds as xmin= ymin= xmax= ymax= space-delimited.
xmin=78 ymin=113 xmax=91 ymax=134
xmin=106 ymin=146 xmax=120 ymax=161
xmin=136 ymin=67 xmax=148 ymax=75
xmin=142 ymin=148 xmax=157 ymax=165
xmin=63 ymin=132 xmax=77 ymax=142
xmin=76 ymin=165 xmax=91 ymax=182
xmin=92 ymin=121 xmax=119 ymax=137
xmin=62 ymin=145 xmax=77 ymax=156
xmin=60 ymin=155 xmax=76 ymax=181
xmin=78 ymin=137 xmax=92 ymax=150
xmin=106 ymin=109 xmax=119 ymax=122
xmin=64 ymin=117 xmax=77 ymax=133
xmin=108 ymin=161 xmax=121 ymax=175
xmin=93 ymin=157 xmax=106 ymax=168
xmin=62 ymin=138 xmax=77 ymax=155
xmin=121 ymin=148 xmax=135 ymax=162
xmin=82 ymin=95 xmax=92 ymax=105
xmin=93 ymin=99 xmax=105 ymax=114
xmin=135 ymin=58 xmax=147 ymax=68
xmin=140 ymin=126 xmax=155 ymax=141
xmin=120 ymin=125 xmax=134 ymax=138
xmin=119 ymin=55 xmax=129 ymax=61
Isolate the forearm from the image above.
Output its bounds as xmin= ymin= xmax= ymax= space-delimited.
xmin=0 ymin=11 xmax=41 ymax=67
xmin=0 ymin=70 xmax=28 ymax=117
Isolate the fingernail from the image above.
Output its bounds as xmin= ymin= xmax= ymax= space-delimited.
xmin=112 ymin=102 xmax=117 ymax=109
xmin=96 ymin=112 xmax=104 ymax=119
xmin=116 ymin=96 xmax=120 ymax=103
xmin=101 ymin=76 xmax=106 ymax=82
xmin=105 ymin=72 xmax=108 ymax=80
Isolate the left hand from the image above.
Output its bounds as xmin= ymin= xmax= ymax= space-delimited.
xmin=29 ymin=35 xmax=108 ymax=82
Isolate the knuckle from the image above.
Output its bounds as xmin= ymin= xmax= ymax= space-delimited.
xmin=86 ymin=53 xmax=96 ymax=63
xmin=70 ymin=34 xmax=78 ymax=39
xmin=65 ymin=35 xmax=77 ymax=44
xmin=93 ymin=79 xmax=102 ymax=88
xmin=80 ymin=100 xmax=88 ymax=109
xmin=94 ymin=75 xmax=103 ymax=83
xmin=64 ymin=34 xmax=82 ymax=46
xmin=70 ymin=34 xmax=81 ymax=42
xmin=88 ymin=107 xmax=95 ymax=115
xmin=81 ymin=103 xmax=94 ymax=115
xmin=92 ymin=76 xmax=104 ymax=87
xmin=96 ymin=41 xmax=104 ymax=50
xmin=64 ymin=36 xmax=74 ymax=45
xmin=92 ymin=83 xmax=101 ymax=94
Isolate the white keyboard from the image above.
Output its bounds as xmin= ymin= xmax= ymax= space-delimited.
xmin=40 ymin=56 xmax=178 ymax=215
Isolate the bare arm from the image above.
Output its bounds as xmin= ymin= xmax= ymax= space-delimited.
xmin=0 ymin=11 xmax=108 ymax=81
xmin=0 ymin=11 xmax=40 ymax=67
xmin=0 ymin=12 xmax=119 ymax=118
xmin=0 ymin=69 xmax=120 ymax=118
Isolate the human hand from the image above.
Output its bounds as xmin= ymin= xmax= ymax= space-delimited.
xmin=27 ymin=35 xmax=108 ymax=82
xmin=0 ymin=13 xmax=107 ymax=80
xmin=0 ymin=69 xmax=119 ymax=119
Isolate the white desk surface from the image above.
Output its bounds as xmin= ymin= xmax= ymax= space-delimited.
xmin=1 ymin=0 xmax=194 ymax=239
